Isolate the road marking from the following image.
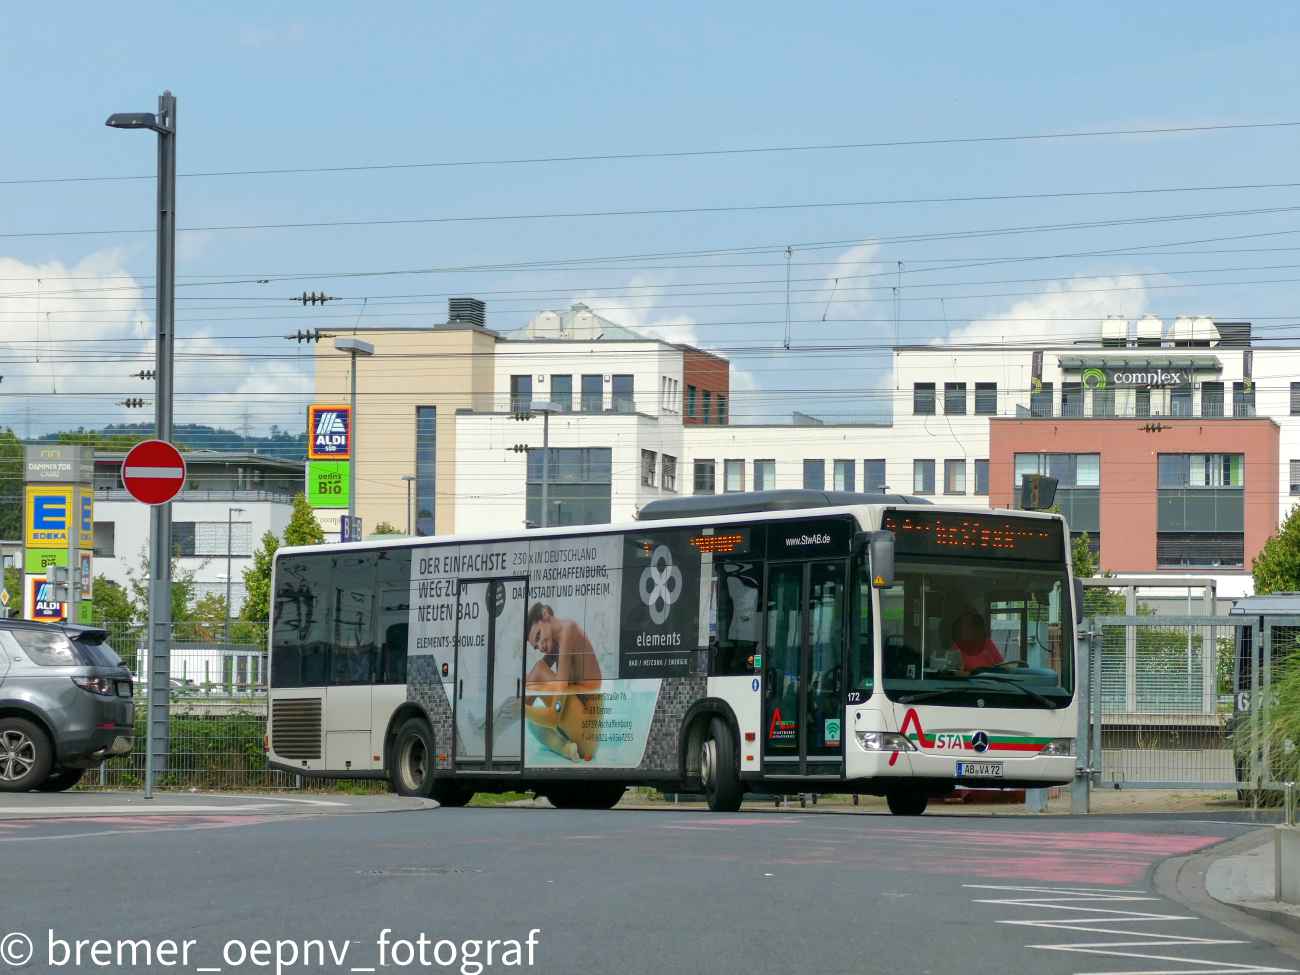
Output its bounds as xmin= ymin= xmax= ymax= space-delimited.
xmin=968 ymin=883 xmax=1295 ymax=974
xmin=0 ymin=800 xmax=347 ymax=815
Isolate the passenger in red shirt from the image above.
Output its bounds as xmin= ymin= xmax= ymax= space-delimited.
xmin=950 ymin=612 xmax=1005 ymax=671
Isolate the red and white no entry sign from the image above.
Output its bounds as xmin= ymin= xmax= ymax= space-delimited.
xmin=122 ymin=440 xmax=187 ymax=505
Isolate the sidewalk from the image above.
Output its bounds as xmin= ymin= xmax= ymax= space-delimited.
xmin=1206 ymin=833 xmax=1300 ymax=933
xmin=0 ymin=791 xmax=436 ymax=819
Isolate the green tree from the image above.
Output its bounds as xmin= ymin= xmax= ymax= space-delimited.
xmin=91 ymin=575 xmax=137 ymax=623
xmin=239 ymin=531 xmax=279 ymax=623
xmin=0 ymin=426 xmax=21 ymax=542
xmin=284 ymin=492 xmax=325 ymax=547
xmin=1253 ymin=503 xmax=1300 ymax=595
xmin=1072 ymin=532 xmax=1098 ymax=580
xmin=124 ymin=545 xmax=209 ymax=623
xmin=3 ymin=563 xmax=20 ymax=617
xmin=370 ymin=520 xmax=402 ymax=535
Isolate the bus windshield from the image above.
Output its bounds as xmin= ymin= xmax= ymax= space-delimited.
xmin=880 ymin=560 xmax=1073 ymax=709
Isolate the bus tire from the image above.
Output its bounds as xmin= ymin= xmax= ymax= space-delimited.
xmin=701 ymin=716 xmax=744 ymax=813
xmin=392 ymin=718 xmax=436 ymax=798
xmin=429 ymin=780 xmax=475 ymax=808
xmin=886 ymin=793 xmax=928 ymax=816
xmin=544 ymin=783 xmax=625 ymax=809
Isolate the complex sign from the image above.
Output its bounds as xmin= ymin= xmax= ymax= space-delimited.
xmin=308 ymin=405 xmax=351 ymax=459
xmin=1081 ymin=367 xmax=1190 ymax=388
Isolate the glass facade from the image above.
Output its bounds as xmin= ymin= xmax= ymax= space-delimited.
xmin=526 ymin=447 xmax=612 ymax=527
xmin=416 ymin=406 xmax=436 ymax=536
xmin=803 ymin=459 xmax=825 ymax=490
xmin=551 ymin=374 xmax=573 ymax=411
xmin=753 ymin=459 xmax=775 ymax=491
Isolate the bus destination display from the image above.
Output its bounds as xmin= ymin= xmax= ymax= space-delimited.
xmin=883 ymin=510 xmax=1063 ymax=562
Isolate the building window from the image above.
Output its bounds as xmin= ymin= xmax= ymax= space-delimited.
xmin=612 ymin=375 xmax=634 ymax=413
xmin=944 ymin=460 xmax=966 ymax=495
xmin=641 ymin=450 xmax=657 ymax=487
xmin=944 ymin=382 xmax=967 ymax=415
xmin=702 ymin=390 xmax=713 ymax=426
xmin=1291 ymin=459 xmax=1300 ymax=496
xmin=1061 ymin=382 xmax=1083 ymax=418
xmin=686 ymin=385 xmax=697 ymax=419
xmin=863 ymin=459 xmax=886 ymax=492
xmin=974 ymin=382 xmax=997 ymax=415
xmin=661 ymin=455 xmax=677 ymax=492
xmin=551 ymin=375 xmax=573 ymax=412
xmin=172 ymin=522 xmax=197 ymax=556
xmin=581 ymin=375 xmax=603 ymax=412
xmin=693 ymin=459 xmax=716 ymax=495
xmin=416 ymin=406 xmax=436 ymax=536
xmin=93 ymin=521 xmax=115 ymax=559
xmin=1156 ymin=453 xmax=1245 ymax=567
xmin=1135 ymin=387 xmax=1151 ymax=418
xmin=754 ymin=459 xmax=775 ymax=491
xmin=526 ymin=447 xmax=612 ymax=527
xmin=1156 ymin=533 xmax=1244 ymax=568
xmin=913 ymin=383 xmax=936 ymax=415
xmin=1090 ymin=387 xmax=1115 ymax=418
xmin=1030 ymin=381 xmax=1053 ymax=418
xmin=1170 ymin=384 xmax=1192 ymax=418
xmin=716 ymin=393 xmax=727 ymax=425
xmin=659 ymin=376 xmax=680 ymax=414
xmin=833 ymin=459 xmax=855 ymax=492
xmin=724 ymin=459 xmax=745 ymax=493
xmin=1292 ymin=382 xmax=1300 ymax=416
xmin=913 ymin=460 xmax=935 ymax=495
xmin=803 ymin=459 xmax=825 ymax=490
xmin=1233 ymin=381 xmax=1256 ymax=418
xmin=1201 ymin=381 xmax=1224 ymax=418
xmin=974 ymin=459 xmax=989 ymax=495
xmin=509 ymin=375 xmax=532 ymax=413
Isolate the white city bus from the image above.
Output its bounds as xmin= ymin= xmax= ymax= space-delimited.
xmin=266 ymin=490 xmax=1080 ymax=814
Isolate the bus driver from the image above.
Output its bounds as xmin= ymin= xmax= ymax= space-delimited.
xmin=524 ymin=603 xmax=605 ymax=763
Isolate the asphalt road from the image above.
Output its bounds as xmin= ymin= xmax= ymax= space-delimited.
xmin=3 ymin=801 xmax=1297 ymax=975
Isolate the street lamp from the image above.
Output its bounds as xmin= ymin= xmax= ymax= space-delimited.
xmin=334 ymin=336 xmax=374 ymax=539
xmin=530 ymin=401 xmax=561 ymax=528
xmin=107 ymin=92 xmax=176 ymax=801
xmin=225 ymin=507 xmax=244 ymax=647
xmin=401 ymin=475 xmax=416 ymax=535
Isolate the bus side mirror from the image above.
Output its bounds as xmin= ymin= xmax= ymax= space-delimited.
xmin=1073 ymin=578 xmax=1085 ymax=621
xmin=1019 ymin=473 xmax=1059 ymax=510
xmin=869 ymin=531 xmax=894 ymax=589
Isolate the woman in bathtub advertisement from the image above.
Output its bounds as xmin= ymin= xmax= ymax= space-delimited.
xmin=522 ymin=532 xmax=687 ymax=769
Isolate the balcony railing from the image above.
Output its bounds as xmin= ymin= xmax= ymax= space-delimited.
xmin=482 ymin=393 xmax=644 ymax=415
xmin=94 ymin=488 xmax=297 ymax=503
xmin=1016 ymin=403 xmax=1257 ymax=420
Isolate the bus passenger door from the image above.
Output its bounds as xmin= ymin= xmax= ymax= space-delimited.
xmin=454 ymin=581 xmax=490 ymax=764
xmin=454 ymin=578 xmax=527 ymax=768
xmin=763 ymin=560 xmax=847 ymax=774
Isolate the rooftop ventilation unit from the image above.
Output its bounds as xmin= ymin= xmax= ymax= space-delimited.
xmin=1100 ymin=315 xmax=1129 ymax=348
xmin=1214 ymin=322 xmax=1252 ymax=348
xmin=1136 ymin=315 xmax=1163 ymax=348
xmin=448 ymin=297 xmax=486 ymax=327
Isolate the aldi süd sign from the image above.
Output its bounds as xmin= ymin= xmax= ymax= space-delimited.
xmin=29 ymin=577 xmax=63 ymax=623
xmin=308 ymin=405 xmax=351 ymax=459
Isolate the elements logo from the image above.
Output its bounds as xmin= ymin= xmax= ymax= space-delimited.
xmin=638 ymin=545 xmax=682 ymax=625
xmin=1081 ymin=367 xmax=1107 ymax=390
xmin=308 ymin=405 xmax=351 ymax=459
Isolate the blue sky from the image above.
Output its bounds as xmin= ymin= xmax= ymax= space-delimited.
xmin=4 ymin=3 xmax=1300 ymax=433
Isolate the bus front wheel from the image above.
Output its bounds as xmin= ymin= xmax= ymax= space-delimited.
xmin=392 ymin=718 xmax=436 ymax=798
xmin=701 ymin=716 xmax=744 ymax=813
xmin=886 ymin=794 xmax=928 ymax=816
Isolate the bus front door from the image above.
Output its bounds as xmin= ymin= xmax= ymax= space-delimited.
xmin=763 ymin=560 xmax=847 ymax=776
xmin=454 ymin=577 xmax=527 ymax=768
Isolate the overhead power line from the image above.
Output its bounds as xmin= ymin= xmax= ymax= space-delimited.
xmin=4 ymin=119 xmax=1300 ymax=187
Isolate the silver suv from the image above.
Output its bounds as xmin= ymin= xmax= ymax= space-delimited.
xmin=0 ymin=621 xmax=135 ymax=792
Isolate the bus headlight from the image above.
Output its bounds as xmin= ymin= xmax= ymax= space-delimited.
xmin=855 ymin=731 xmax=916 ymax=752
xmin=1040 ymin=738 xmax=1075 ymax=757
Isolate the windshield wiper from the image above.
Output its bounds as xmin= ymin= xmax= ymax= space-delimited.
xmin=965 ymin=673 xmax=1059 ymax=710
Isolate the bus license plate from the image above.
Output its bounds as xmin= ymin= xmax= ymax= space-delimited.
xmin=956 ymin=762 xmax=1003 ymax=778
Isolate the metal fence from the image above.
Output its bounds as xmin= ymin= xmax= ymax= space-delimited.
xmin=86 ymin=622 xmax=382 ymax=792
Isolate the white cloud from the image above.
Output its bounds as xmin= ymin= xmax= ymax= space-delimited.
xmin=820 ymin=241 xmax=884 ymax=322
xmin=945 ymin=274 xmax=1149 ymax=346
xmin=0 ymin=249 xmax=308 ymax=436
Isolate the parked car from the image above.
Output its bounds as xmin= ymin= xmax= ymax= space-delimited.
xmin=0 ymin=620 xmax=135 ymax=792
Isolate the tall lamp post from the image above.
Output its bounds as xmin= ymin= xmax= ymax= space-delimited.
xmin=224 ymin=507 xmax=244 ymax=646
xmin=530 ymin=402 xmax=561 ymax=528
xmin=401 ymin=475 xmax=416 ymax=535
xmin=333 ymin=337 xmax=373 ymax=539
xmin=107 ymin=92 xmax=176 ymax=800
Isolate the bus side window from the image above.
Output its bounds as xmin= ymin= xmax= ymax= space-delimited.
xmin=375 ymin=549 xmax=411 ymax=685
xmin=848 ymin=559 xmax=873 ymax=693
xmin=272 ymin=553 xmax=332 ymax=689
xmin=383 ymin=622 xmax=408 ymax=684
xmin=710 ymin=560 xmax=761 ymax=676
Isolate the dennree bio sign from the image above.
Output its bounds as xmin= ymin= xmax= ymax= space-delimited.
xmin=308 ymin=405 xmax=351 ymax=460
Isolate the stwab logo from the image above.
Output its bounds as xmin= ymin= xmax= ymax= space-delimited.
xmin=638 ymin=545 xmax=683 ymax=625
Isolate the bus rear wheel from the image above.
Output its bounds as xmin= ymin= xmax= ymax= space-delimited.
xmin=392 ymin=718 xmax=436 ymax=798
xmin=429 ymin=780 xmax=475 ymax=807
xmin=544 ymin=783 xmax=625 ymax=809
xmin=886 ymin=794 xmax=928 ymax=816
xmin=700 ymin=716 xmax=743 ymax=813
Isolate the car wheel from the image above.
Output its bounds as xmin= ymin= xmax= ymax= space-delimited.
xmin=391 ymin=718 xmax=435 ymax=798
xmin=886 ymin=793 xmax=929 ymax=816
xmin=701 ymin=716 xmax=744 ymax=813
xmin=37 ymin=768 xmax=86 ymax=793
xmin=544 ymin=783 xmax=625 ymax=809
xmin=0 ymin=717 xmax=53 ymax=792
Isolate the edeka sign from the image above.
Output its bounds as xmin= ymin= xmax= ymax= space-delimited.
xmin=307 ymin=460 xmax=350 ymax=507
xmin=308 ymin=404 xmax=351 ymax=460
xmin=24 ymin=485 xmax=72 ymax=548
